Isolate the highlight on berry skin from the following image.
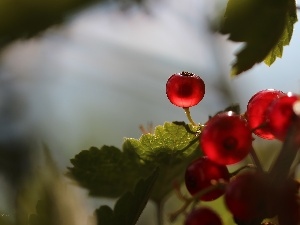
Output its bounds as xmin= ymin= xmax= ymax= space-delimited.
xmin=266 ymin=92 xmax=300 ymax=141
xmin=200 ymin=111 xmax=253 ymax=165
xmin=246 ymin=89 xmax=285 ymax=140
xmin=166 ymin=71 xmax=205 ymax=108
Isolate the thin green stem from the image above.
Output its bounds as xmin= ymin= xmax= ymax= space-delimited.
xmin=183 ymin=107 xmax=197 ymax=126
xmin=250 ymin=146 xmax=263 ymax=172
xmin=229 ymin=164 xmax=256 ymax=177
xmin=156 ymin=200 xmax=164 ymax=225
xmin=169 ymin=182 xmax=226 ymax=223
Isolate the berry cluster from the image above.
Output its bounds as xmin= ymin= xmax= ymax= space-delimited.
xmin=166 ymin=72 xmax=300 ymax=225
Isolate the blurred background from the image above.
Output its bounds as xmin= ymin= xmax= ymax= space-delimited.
xmin=0 ymin=0 xmax=299 ymax=224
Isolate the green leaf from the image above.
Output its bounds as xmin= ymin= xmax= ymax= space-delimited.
xmin=95 ymin=206 xmax=114 ymax=225
xmin=0 ymin=0 xmax=97 ymax=47
xmin=219 ymin=0 xmax=296 ymax=75
xmin=69 ymin=122 xmax=201 ymax=202
xmin=95 ymin=170 xmax=159 ymax=225
xmin=123 ymin=122 xmax=201 ymax=202
xmin=28 ymin=200 xmax=53 ymax=225
xmin=264 ymin=0 xmax=297 ymax=66
xmin=67 ymin=145 xmax=153 ymax=198
xmin=25 ymin=145 xmax=91 ymax=225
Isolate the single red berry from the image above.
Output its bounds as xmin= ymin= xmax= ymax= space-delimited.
xmin=185 ymin=207 xmax=223 ymax=225
xmin=224 ymin=171 xmax=265 ymax=220
xmin=246 ymin=89 xmax=285 ymax=140
xmin=266 ymin=92 xmax=299 ymax=140
xmin=185 ymin=156 xmax=230 ymax=201
xmin=166 ymin=71 xmax=205 ymax=108
xmin=200 ymin=111 xmax=252 ymax=165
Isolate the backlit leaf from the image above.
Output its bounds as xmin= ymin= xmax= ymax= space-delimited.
xmin=124 ymin=122 xmax=201 ymax=202
xmin=264 ymin=0 xmax=297 ymax=65
xmin=68 ymin=145 xmax=152 ymax=198
xmin=219 ymin=0 xmax=297 ymax=75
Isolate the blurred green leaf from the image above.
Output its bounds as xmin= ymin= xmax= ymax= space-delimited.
xmin=0 ymin=0 xmax=144 ymax=47
xmin=124 ymin=122 xmax=201 ymax=202
xmin=219 ymin=0 xmax=296 ymax=75
xmin=22 ymin=144 xmax=90 ymax=225
xmin=0 ymin=0 xmax=96 ymax=47
xmin=68 ymin=145 xmax=153 ymax=198
xmin=95 ymin=206 xmax=114 ymax=225
xmin=95 ymin=169 xmax=158 ymax=225
xmin=28 ymin=200 xmax=53 ymax=225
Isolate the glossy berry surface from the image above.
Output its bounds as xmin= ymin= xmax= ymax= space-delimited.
xmin=185 ymin=156 xmax=230 ymax=201
xmin=200 ymin=111 xmax=252 ymax=165
xmin=246 ymin=89 xmax=285 ymax=140
xmin=224 ymin=171 xmax=265 ymax=220
xmin=185 ymin=207 xmax=223 ymax=225
xmin=166 ymin=71 xmax=205 ymax=108
xmin=266 ymin=92 xmax=299 ymax=140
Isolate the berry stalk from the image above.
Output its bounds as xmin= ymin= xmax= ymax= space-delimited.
xmin=169 ymin=182 xmax=226 ymax=222
xmin=156 ymin=200 xmax=164 ymax=225
xmin=249 ymin=146 xmax=263 ymax=172
xmin=183 ymin=107 xmax=197 ymax=126
xmin=269 ymin=115 xmax=300 ymax=183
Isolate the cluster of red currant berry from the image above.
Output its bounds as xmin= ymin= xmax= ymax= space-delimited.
xmin=166 ymin=72 xmax=300 ymax=225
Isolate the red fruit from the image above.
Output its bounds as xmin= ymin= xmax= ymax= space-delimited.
xmin=166 ymin=71 xmax=205 ymax=108
xmin=246 ymin=89 xmax=285 ymax=140
xmin=267 ymin=92 xmax=299 ymax=140
xmin=185 ymin=156 xmax=230 ymax=201
xmin=224 ymin=171 xmax=265 ymax=220
xmin=200 ymin=111 xmax=252 ymax=165
xmin=185 ymin=207 xmax=223 ymax=225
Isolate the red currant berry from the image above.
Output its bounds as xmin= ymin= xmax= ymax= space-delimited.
xmin=246 ymin=89 xmax=285 ymax=140
xmin=224 ymin=171 xmax=265 ymax=220
xmin=185 ymin=156 xmax=230 ymax=201
xmin=185 ymin=207 xmax=223 ymax=225
xmin=267 ymin=92 xmax=299 ymax=140
xmin=200 ymin=111 xmax=252 ymax=165
xmin=166 ymin=71 xmax=205 ymax=108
